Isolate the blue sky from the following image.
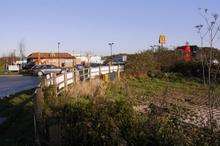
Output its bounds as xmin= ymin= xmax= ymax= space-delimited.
xmin=0 ymin=0 xmax=220 ymax=56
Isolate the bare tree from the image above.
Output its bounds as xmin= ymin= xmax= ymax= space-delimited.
xmin=18 ymin=39 xmax=26 ymax=61
xmin=198 ymin=8 xmax=220 ymax=141
xmin=195 ymin=24 xmax=209 ymax=85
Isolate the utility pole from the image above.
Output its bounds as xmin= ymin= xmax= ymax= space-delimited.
xmin=58 ymin=42 xmax=61 ymax=67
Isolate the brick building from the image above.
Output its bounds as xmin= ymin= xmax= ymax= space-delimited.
xmin=27 ymin=52 xmax=76 ymax=67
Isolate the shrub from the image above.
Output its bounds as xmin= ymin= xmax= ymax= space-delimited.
xmin=168 ymin=61 xmax=205 ymax=77
xmin=125 ymin=49 xmax=179 ymax=78
xmin=49 ymin=96 xmax=152 ymax=145
xmin=153 ymin=48 xmax=179 ymax=72
xmin=125 ymin=50 xmax=159 ymax=77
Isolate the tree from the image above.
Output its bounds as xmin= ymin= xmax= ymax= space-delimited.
xmin=197 ymin=8 xmax=220 ymax=142
xmin=18 ymin=39 xmax=26 ymax=61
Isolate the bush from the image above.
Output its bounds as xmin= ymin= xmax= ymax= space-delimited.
xmin=49 ymin=96 xmax=152 ymax=145
xmin=125 ymin=50 xmax=159 ymax=77
xmin=39 ymin=92 xmax=218 ymax=145
xmin=168 ymin=61 xmax=205 ymax=77
xmin=153 ymin=48 xmax=179 ymax=72
xmin=125 ymin=49 xmax=179 ymax=78
xmin=168 ymin=61 xmax=220 ymax=83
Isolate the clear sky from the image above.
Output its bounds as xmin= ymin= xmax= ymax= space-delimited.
xmin=0 ymin=0 xmax=220 ymax=56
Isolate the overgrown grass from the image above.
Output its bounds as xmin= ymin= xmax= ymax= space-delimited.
xmin=0 ymin=90 xmax=34 ymax=146
xmin=106 ymin=76 xmax=218 ymax=107
xmin=38 ymin=76 xmax=219 ymax=145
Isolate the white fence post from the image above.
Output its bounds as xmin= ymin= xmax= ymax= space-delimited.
xmin=89 ymin=67 xmax=91 ymax=80
xmin=108 ymin=64 xmax=111 ymax=74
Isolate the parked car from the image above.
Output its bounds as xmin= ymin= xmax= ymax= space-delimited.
xmin=31 ymin=65 xmax=63 ymax=76
xmin=22 ymin=62 xmax=36 ymax=70
xmin=76 ymin=64 xmax=84 ymax=70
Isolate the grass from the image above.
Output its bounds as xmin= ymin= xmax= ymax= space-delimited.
xmin=0 ymin=90 xmax=35 ymax=146
xmin=0 ymin=75 xmax=219 ymax=145
xmin=106 ymin=76 xmax=220 ymax=108
xmin=40 ymin=76 xmax=219 ymax=145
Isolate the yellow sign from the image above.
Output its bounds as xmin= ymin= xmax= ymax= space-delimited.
xmin=159 ymin=35 xmax=166 ymax=45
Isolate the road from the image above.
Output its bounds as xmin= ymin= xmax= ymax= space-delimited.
xmin=0 ymin=75 xmax=39 ymax=98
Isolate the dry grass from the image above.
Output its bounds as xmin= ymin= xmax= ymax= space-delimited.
xmin=66 ymin=79 xmax=107 ymax=98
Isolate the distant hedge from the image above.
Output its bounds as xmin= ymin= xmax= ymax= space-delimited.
xmin=168 ymin=61 xmax=220 ymax=83
xmin=125 ymin=50 xmax=159 ymax=77
xmin=125 ymin=49 xmax=179 ymax=77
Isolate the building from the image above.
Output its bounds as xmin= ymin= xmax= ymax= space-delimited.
xmin=113 ymin=54 xmax=127 ymax=64
xmin=90 ymin=56 xmax=103 ymax=64
xmin=103 ymin=54 xmax=128 ymax=65
xmin=176 ymin=43 xmax=199 ymax=62
xmin=27 ymin=52 xmax=76 ymax=67
xmin=73 ymin=53 xmax=103 ymax=65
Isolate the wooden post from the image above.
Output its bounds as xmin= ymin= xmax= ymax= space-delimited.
xmin=53 ymin=73 xmax=57 ymax=94
xmin=50 ymin=73 xmax=53 ymax=86
xmin=82 ymin=68 xmax=85 ymax=82
xmin=117 ymin=65 xmax=120 ymax=80
xmin=89 ymin=67 xmax=91 ymax=80
xmin=74 ymin=68 xmax=80 ymax=84
xmin=64 ymin=71 xmax=67 ymax=91
xmin=99 ymin=65 xmax=101 ymax=76
xmin=109 ymin=64 xmax=111 ymax=74
xmin=73 ymin=69 xmax=76 ymax=84
xmin=41 ymin=76 xmax=46 ymax=87
xmin=34 ymin=85 xmax=44 ymax=146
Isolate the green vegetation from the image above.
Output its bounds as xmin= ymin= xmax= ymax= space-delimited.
xmin=1 ymin=77 xmax=219 ymax=145
xmin=125 ymin=48 xmax=220 ymax=83
xmin=35 ymin=75 xmax=220 ymax=145
xmin=0 ymin=62 xmax=5 ymax=74
xmin=31 ymin=49 xmax=220 ymax=145
xmin=1 ymin=49 xmax=220 ymax=145
xmin=0 ymin=90 xmax=34 ymax=146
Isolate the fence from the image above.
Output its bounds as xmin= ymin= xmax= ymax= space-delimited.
xmin=42 ymin=65 xmax=124 ymax=94
xmin=33 ymin=65 xmax=124 ymax=145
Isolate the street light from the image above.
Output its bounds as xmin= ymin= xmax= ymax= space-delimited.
xmin=108 ymin=42 xmax=114 ymax=57
xmin=58 ymin=42 xmax=61 ymax=67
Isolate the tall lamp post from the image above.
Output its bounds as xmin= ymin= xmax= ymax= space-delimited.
xmin=108 ymin=42 xmax=114 ymax=64
xmin=108 ymin=42 xmax=114 ymax=57
xmin=58 ymin=42 xmax=61 ymax=67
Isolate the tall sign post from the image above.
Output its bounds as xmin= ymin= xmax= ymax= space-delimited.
xmin=159 ymin=35 xmax=167 ymax=48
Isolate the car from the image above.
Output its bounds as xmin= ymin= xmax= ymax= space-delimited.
xmin=31 ymin=65 xmax=63 ymax=76
xmin=22 ymin=62 xmax=36 ymax=70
